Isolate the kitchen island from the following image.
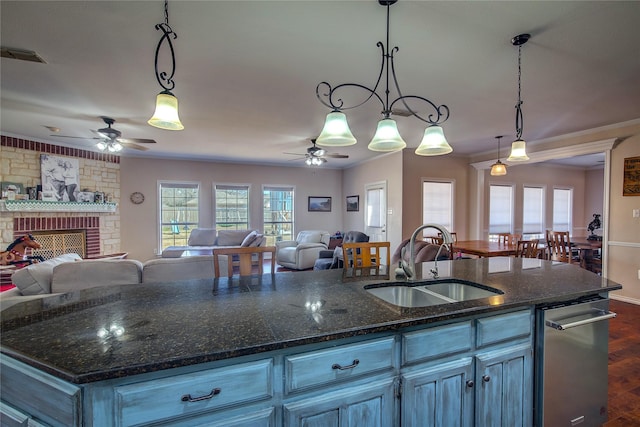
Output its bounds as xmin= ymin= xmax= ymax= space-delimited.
xmin=0 ymin=257 xmax=622 ymax=426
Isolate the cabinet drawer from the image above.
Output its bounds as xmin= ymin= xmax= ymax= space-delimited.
xmin=476 ymin=310 xmax=531 ymax=347
xmin=402 ymin=320 xmax=473 ymax=365
xmin=114 ymin=359 xmax=273 ymax=427
xmin=285 ymin=336 xmax=396 ymax=393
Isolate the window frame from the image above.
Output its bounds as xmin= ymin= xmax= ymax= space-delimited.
xmin=522 ymin=185 xmax=545 ymax=239
xmin=488 ymin=183 xmax=514 ymax=239
xmin=214 ymin=183 xmax=250 ymax=231
xmin=421 ymin=178 xmax=455 ymax=237
xmin=262 ymin=185 xmax=294 ymax=246
xmin=157 ymin=180 xmax=201 ymax=252
xmin=552 ymin=187 xmax=574 ymax=234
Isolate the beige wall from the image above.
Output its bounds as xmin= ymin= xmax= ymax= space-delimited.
xmin=608 ymin=135 xmax=640 ymax=303
xmin=120 ymin=157 xmax=343 ymax=261
xmin=585 ymin=168 xmax=605 ymax=227
xmin=342 ymin=151 xmax=403 ymax=252
xmin=401 ymin=151 xmax=471 ymax=240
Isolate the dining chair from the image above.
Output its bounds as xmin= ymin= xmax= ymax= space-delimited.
xmin=546 ymin=231 xmax=578 ymax=263
xmin=438 ymin=232 xmax=458 ymax=243
xmin=425 ymin=236 xmax=444 ymax=245
xmin=515 ymin=239 xmax=540 ymax=258
xmin=213 ymin=246 xmax=276 ymax=277
xmin=498 ymin=233 xmax=521 ymax=245
xmin=342 ymin=242 xmax=391 ymax=268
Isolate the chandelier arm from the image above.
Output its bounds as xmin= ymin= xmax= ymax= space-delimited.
xmin=389 ymin=95 xmax=450 ymax=125
xmin=153 ymin=22 xmax=178 ymax=92
xmin=315 ymin=41 xmax=387 ymax=112
xmin=514 ymin=43 xmax=524 ymax=139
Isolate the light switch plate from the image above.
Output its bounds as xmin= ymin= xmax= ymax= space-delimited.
xmin=633 ymin=209 xmax=640 ymax=218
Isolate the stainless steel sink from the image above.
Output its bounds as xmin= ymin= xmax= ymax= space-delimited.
xmin=364 ymin=279 xmax=503 ymax=308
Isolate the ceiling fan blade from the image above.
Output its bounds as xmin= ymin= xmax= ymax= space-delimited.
xmin=120 ymin=142 xmax=150 ymax=151
xmin=283 ymin=152 xmax=306 ymax=156
xmin=326 ymin=153 xmax=349 ymax=158
xmin=51 ymin=134 xmax=100 ymax=140
xmin=117 ymin=138 xmax=156 ymax=144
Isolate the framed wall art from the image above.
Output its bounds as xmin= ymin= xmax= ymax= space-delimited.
xmin=346 ymin=195 xmax=359 ymax=212
xmin=623 ymin=156 xmax=640 ymax=196
xmin=40 ymin=154 xmax=80 ymax=202
xmin=308 ymin=196 xmax=332 ymax=212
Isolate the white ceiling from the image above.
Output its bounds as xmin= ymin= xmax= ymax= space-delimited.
xmin=1 ymin=1 xmax=639 ymax=169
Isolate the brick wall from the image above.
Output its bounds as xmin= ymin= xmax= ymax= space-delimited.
xmin=1 ymin=135 xmax=121 ymax=255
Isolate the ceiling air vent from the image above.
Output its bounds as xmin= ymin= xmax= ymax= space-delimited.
xmin=1 ymin=47 xmax=46 ymax=63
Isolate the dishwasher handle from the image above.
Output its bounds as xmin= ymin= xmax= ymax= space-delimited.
xmin=545 ymin=309 xmax=616 ymax=331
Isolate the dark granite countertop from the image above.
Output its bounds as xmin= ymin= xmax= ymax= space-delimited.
xmin=0 ymin=258 xmax=621 ymax=384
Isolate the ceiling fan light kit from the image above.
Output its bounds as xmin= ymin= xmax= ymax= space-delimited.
xmin=507 ymin=33 xmax=530 ymax=162
xmin=148 ymin=0 xmax=184 ymax=131
xmin=315 ymin=0 xmax=450 ymax=156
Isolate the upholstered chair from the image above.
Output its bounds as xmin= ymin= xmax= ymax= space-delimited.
xmin=314 ymin=231 xmax=370 ymax=270
xmin=275 ymin=230 xmax=330 ymax=270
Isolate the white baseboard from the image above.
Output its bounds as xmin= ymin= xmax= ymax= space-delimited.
xmin=610 ymin=293 xmax=640 ymax=305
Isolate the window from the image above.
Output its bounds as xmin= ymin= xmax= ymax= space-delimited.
xmin=522 ymin=186 xmax=544 ymax=239
xmin=215 ymin=184 xmax=249 ymax=231
xmin=159 ymin=182 xmax=199 ymax=250
xmin=553 ymin=188 xmax=573 ymax=233
xmin=263 ymin=186 xmax=294 ymax=246
xmin=489 ymin=184 xmax=513 ymax=239
xmin=422 ymin=180 xmax=453 ymax=237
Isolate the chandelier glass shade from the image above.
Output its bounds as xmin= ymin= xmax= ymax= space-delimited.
xmin=148 ymin=0 xmax=184 ymax=131
xmin=316 ymin=111 xmax=357 ymax=146
xmin=415 ymin=125 xmax=453 ymax=156
xmin=490 ymin=136 xmax=507 ymax=176
xmin=368 ymin=119 xmax=407 ymax=152
xmin=315 ymin=0 xmax=450 ymax=155
xmin=507 ymin=33 xmax=530 ymax=161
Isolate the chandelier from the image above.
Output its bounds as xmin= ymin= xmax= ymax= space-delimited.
xmin=490 ymin=136 xmax=507 ymax=176
xmin=315 ymin=0 xmax=451 ymax=155
xmin=148 ymin=0 xmax=184 ymax=131
xmin=506 ymin=33 xmax=530 ymax=161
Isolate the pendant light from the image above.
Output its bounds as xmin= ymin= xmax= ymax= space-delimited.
xmin=148 ymin=0 xmax=184 ymax=131
xmin=490 ymin=136 xmax=507 ymax=176
xmin=315 ymin=0 xmax=450 ymax=155
xmin=507 ymin=33 xmax=530 ymax=161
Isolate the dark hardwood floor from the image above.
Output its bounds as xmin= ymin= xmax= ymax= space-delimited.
xmin=606 ymin=299 xmax=640 ymax=426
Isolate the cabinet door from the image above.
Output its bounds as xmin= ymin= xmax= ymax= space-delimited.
xmin=283 ymin=377 xmax=395 ymax=427
xmin=475 ymin=344 xmax=533 ymax=427
xmin=401 ymin=357 xmax=474 ymax=427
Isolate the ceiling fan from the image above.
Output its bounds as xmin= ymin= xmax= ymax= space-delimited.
xmin=284 ymin=139 xmax=349 ymax=166
xmin=50 ymin=116 xmax=156 ymax=152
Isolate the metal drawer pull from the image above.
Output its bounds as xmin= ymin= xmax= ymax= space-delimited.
xmin=466 ymin=380 xmax=474 ymax=388
xmin=181 ymin=387 xmax=221 ymax=402
xmin=546 ymin=310 xmax=616 ymax=331
xmin=482 ymin=375 xmax=491 ymax=383
xmin=332 ymin=359 xmax=360 ymax=370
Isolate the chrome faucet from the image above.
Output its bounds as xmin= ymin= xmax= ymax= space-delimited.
xmin=401 ymin=223 xmax=453 ymax=281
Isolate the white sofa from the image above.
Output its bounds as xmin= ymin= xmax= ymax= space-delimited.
xmin=161 ymin=228 xmax=266 ymax=258
xmin=275 ymin=230 xmax=330 ymax=270
xmin=1 ymin=254 xmax=221 ymax=312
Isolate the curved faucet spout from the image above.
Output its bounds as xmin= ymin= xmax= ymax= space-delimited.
xmin=401 ymin=223 xmax=453 ymax=281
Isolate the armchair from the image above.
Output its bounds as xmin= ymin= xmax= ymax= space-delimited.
xmin=275 ymin=230 xmax=330 ymax=270
xmin=314 ymin=231 xmax=370 ymax=270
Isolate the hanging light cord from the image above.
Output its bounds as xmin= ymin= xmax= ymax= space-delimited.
xmin=496 ymin=136 xmax=502 ymax=159
xmin=315 ymin=1 xmax=449 ymax=126
xmin=515 ymin=44 xmax=524 ymax=140
xmin=153 ymin=0 xmax=178 ymax=93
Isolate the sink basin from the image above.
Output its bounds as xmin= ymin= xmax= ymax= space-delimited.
xmin=364 ymin=279 xmax=503 ymax=308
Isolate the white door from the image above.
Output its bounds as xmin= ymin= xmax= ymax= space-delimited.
xmin=365 ymin=181 xmax=387 ymax=242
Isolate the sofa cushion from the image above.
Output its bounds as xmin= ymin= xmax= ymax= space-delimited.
xmin=11 ymin=253 xmax=82 ymax=295
xmin=216 ymin=229 xmax=251 ymax=246
xmin=142 ymin=256 xmax=215 ymax=283
xmin=51 ymin=259 xmax=143 ymax=293
xmin=296 ymin=230 xmax=327 ymax=245
xmin=188 ymin=228 xmax=217 ymax=246
xmin=249 ymin=234 xmax=264 ymax=247
xmin=241 ymin=230 xmax=259 ymax=247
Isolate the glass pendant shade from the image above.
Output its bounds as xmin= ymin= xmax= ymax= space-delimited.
xmin=96 ymin=141 xmax=107 ymax=151
xmin=367 ymin=119 xmax=407 ymax=152
xmin=507 ymin=139 xmax=529 ymax=161
xmin=490 ymin=160 xmax=507 ymax=176
xmin=415 ymin=125 xmax=453 ymax=156
xmin=148 ymin=90 xmax=184 ymax=131
xmin=315 ymin=111 xmax=357 ymax=147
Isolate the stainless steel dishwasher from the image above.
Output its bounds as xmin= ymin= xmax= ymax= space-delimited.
xmin=535 ymin=296 xmax=616 ymax=426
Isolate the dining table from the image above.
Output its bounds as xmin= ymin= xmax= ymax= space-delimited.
xmin=452 ymin=240 xmax=519 ymax=258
